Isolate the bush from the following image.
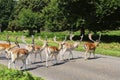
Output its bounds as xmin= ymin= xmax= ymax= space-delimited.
xmin=0 ymin=64 xmax=44 ymax=80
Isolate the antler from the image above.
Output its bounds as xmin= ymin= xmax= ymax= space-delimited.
xmin=38 ymin=36 xmax=43 ymax=42
xmin=53 ymin=35 xmax=58 ymax=43
xmin=62 ymin=36 xmax=67 ymax=44
xmin=98 ymin=33 xmax=101 ymax=41
xmin=21 ymin=35 xmax=27 ymax=44
xmin=6 ymin=35 xmax=11 ymax=45
xmin=53 ymin=35 xmax=61 ymax=45
xmin=15 ymin=36 xmax=20 ymax=47
xmin=80 ymin=34 xmax=83 ymax=41
xmin=88 ymin=33 xmax=95 ymax=42
xmin=69 ymin=33 xmax=74 ymax=41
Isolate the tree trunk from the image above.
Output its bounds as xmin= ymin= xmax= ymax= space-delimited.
xmin=0 ymin=24 xmax=2 ymax=32
xmin=37 ymin=27 xmax=40 ymax=33
xmin=80 ymin=27 xmax=85 ymax=36
xmin=28 ymin=29 xmax=34 ymax=36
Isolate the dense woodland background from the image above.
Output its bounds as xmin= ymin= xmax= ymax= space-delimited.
xmin=0 ymin=0 xmax=120 ymax=35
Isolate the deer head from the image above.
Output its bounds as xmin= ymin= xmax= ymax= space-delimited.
xmin=15 ymin=36 xmax=20 ymax=47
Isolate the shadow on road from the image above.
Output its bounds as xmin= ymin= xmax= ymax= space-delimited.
xmin=0 ymin=56 xmax=7 ymax=60
xmin=87 ymin=56 xmax=106 ymax=60
xmin=21 ymin=64 xmax=44 ymax=71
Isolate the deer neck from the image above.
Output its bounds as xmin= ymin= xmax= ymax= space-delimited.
xmin=58 ymin=43 xmax=62 ymax=51
xmin=73 ymin=42 xmax=79 ymax=48
xmin=94 ymin=42 xmax=99 ymax=47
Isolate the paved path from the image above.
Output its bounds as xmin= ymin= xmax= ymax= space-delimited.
xmin=0 ymin=42 xmax=120 ymax=80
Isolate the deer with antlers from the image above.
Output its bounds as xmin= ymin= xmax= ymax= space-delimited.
xmin=7 ymin=36 xmax=34 ymax=70
xmin=84 ymin=33 xmax=101 ymax=60
xmin=21 ymin=36 xmax=47 ymax=63
xmin=43 ymin=36 xmax=64 ymax=67
xmin=0 ymin=36 xmax=19 ymax=59
xmin=59 ymin=34 xmax=83 ymax=61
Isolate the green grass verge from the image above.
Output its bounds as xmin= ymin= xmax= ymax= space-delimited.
xmin=0 ymin=30 xmax=120 ymax=57
xmin=0 ymin=64 xmax=44 ymax=80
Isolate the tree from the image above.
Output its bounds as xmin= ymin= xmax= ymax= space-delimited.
xmin=41 ymin=0 xmax=67 ymax=31
xmin=17 ymin=9 xmax=40 ymax=35
xmin=8 ymin=0 xmax=48 ymax=33
xmin=7 ymin=0 xmax=120 ymax=34
xmin=0 ymin=0 xmax=15 ymax=31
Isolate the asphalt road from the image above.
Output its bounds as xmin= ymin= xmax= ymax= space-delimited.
xmin=0 ymin=43 xmax=120 ymax=80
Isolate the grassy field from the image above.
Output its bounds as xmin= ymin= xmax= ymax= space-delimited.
xmin=0 ymin=30 xmax=120 ymax=57
xmin=0 ymin=64 xmax=44 ymax=80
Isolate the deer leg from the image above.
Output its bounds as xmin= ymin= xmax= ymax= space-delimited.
xmin=84 ymin=51 xmax=88 ymax=60
xmin=8 ymin=60 xmax=12 ymax=69
xmin=88 ymin=52 xmax=91 ymax=58
xmin=93 ymin=51 xmax=95 ymax=58
xmin=34 ymin=52 xmax=37 ymax=63
xmin=39 ymin=52 xmax=43 ymax=62
xmin=60 ymin=49 xmax=66 ymax=61
xmin=54 ymin=54 xmax=58 ymax=64
xmin=45 ymin=51 xmax=49 ymax=67
xmin=8 ymin=60 xmax=16 ymax=69
xmin=26 ymin=53 xmax=32 ymax=65
xmin=68 ymin=50 xmax=73 ymax=60
xmin=21 ymin=59 xmax=27 ymax=70
xmin=50 ymin=53 xmax=55 ymax=65
xmin=20 ymin=59 xmax=24 ymax=69
xmin=10 ymin=55 xmax=16 ymax=69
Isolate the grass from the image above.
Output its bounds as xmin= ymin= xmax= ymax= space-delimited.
xmin=0 ymin=30 xmax=120 ymax=57
xmin=0 ymin=64 xmax=44 ymax=80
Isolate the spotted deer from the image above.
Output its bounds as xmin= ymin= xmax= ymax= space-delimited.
xmin=84 ymin=33 xmax=101 ymax=60
xmin=21 ymin=36 xmax=47 ymax=63
xmin=44 ymin=36 xmax=64 ymax=67
xmin=59 ymin=34 xmax=83 ymax=61
xmin=8 ymin=36 xmax=34 ymax=70
xmin=0 ymin=36 xmax=19 ymax=58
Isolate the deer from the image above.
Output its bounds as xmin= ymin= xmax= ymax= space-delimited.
xmin=59 ymin=33 xmax=83 ymax=61
xmin=5 ymin=36 xmax=20 ymax=59
xmin=21 ymin=36 xmax=47 ymax=63
xmin=0 ymin=36 xmax=19 ymax=59
xmin=8 ymin=36 xmax=34 ymax=70
xmin=44 ymin=36 xmax=63 ymax=67
xmin=84 ymin=33 xmax=101 ymax=60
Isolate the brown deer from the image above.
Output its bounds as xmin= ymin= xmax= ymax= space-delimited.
xmin=84 ymin=33 xmax=101 ymax=60
xmin=59 ymin=34 xmax=83 ymax=61
xmin=0 ymin=36 xmax=19 ymax=58
xmin=44 ymin=36 xmax=63 ymax=67
xmin=8 ymin=36 xmax=34 ymax=70
xmin=21 ymin=36 xmax=47 ymax=63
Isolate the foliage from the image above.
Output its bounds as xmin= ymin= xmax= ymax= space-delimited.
xmin=0 ymin=0 xmax=15 ymax=31
xmin=0 ymin=64 xmax=44 ymax=80
xmin=41 ymin=0 xmax=67 ymax=31
xmin=16 ymin=8 xmax=40 ymax=35
xmin=0 ymin=0 xmax=120 ymax=34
